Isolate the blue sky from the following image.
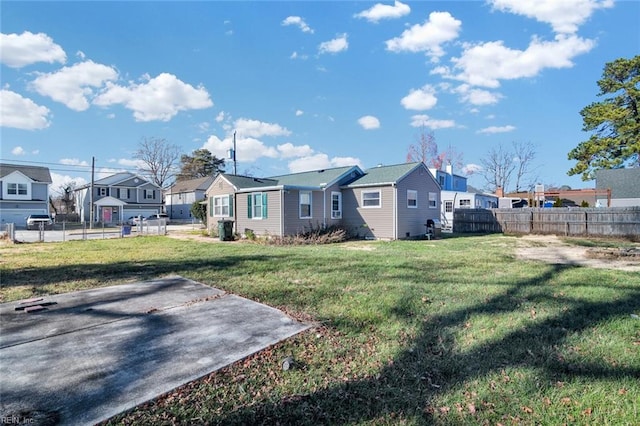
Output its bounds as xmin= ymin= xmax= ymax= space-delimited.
xmin=1 ymin=0 xmax=638 ymax=194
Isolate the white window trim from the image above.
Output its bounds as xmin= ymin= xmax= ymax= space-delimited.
xmin=299 ymin=190 xmax=312 ymax=219
xmin=407 ymin=190 xmax=418 ymax=208
xmin=331 ymin=191 xmax=342 ymax=219
xmin=252 ymin=192 xmax=264 ymax=219
xmin=361 ymin=190 xmax=381 ymax=208
xmin=213 ymin=195 xmax=229 ymax=217
xmin=428 ymin=192 xmax=438 ymax=209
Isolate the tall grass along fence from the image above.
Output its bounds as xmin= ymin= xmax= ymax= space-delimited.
xmin=454 ymin=207 xmax=640 ymax=238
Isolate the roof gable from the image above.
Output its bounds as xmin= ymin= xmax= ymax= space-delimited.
xmin=91 ymin=172 xmax=161 ymax=189
xmin=345 ymin=162 xmax=426 ymax=187
xmin=0 ymin=163 xmax=52 ymax=183
xmin=268 ymin=165 xmax=363 ymax=188
xmin=219 ymin=174 xmax=279 ymax=191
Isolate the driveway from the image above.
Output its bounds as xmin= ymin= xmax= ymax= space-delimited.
xmin=0 ymin=276 xmax=309 ymax=425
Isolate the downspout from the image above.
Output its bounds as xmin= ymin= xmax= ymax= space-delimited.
xmin=393 ymin=183 xmax=397 ymax=240
xmin=323 ymin=187 xmax=326 ymax=228
xmin=280 ymin=190 xmax=284 ymax=236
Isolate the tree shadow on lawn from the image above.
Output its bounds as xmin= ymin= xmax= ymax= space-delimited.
xmin=210 ymin=263 xmax=640 ymax=425
xmin=0 ymin=254 xmax=280 ymax=292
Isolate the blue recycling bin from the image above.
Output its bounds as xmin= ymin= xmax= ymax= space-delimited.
xmin=122 ymin=225 xmax=131 ymax=236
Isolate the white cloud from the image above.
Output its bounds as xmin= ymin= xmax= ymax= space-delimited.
xmin=11 ymin=146 xmax=26 ymax=155
xmin=319 ymin=33 xmax=348 ymax=55
xmin=50 ymin=172 xmax=88 ymax=195
xmin=93 ymin=72 xmax=213 ymax=121
xmin=288 ymin=154 xmax=362 ymax=173
xmin=277 ymin=143 xmax=314 ymax=158
xmin=31 ymin=60 xmax=118 ymax=111
xmin=234 ymin=118 xmax=291 ymax=138
xmin=59 ymin=158 xmax=90 ymax=166
xmin=385 ymin=12 xmax=461 ymax=61
xmin=357 ymin=115 xmax=381 ymax=130
xmin=454 ymin=84 xmax=502 ymax=106
xmin=489 ymin=0 xmax=614 ymax=34
xmin=215 ymin=111 xmax=226 ymax=122
xmin=449 ymin=34 xmax=594 ymax=88
xmin=462 ymin=163 xmax=482 ymax=175
xmin=400 ymin=84 xmax=438 ymax=110
xmin=116 ymin=158 xmax=144 ymax=168
xmin=0 ymin=89 xmax=51 ymax=130
xmin=354 ymin=1 xmax=410 ymax=23
xmin=477 ymin=125 xmax=516 ymax=134
xmin=295 ymin=110 xmax=304 ymax=116
xmin=282 ymin=16 xmax=314 ymax=34
xmin=410 ymin=114 xmax=455 ymax=129
xmin=0 ymin=31 xmax=66 ymax=68
xmin=202 ymin=134 xmax=279 ymax=163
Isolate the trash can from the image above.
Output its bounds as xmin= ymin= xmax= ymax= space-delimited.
xmin=121 ymin=225 xmax=131 ymax=236
xmin=218 ymin=220 xmax=234 ymax=241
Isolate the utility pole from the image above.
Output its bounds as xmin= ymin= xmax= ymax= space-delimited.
xmin=90 ymin=156 xmax=95 ymax=229
xmin=233 ymin=131 xmax=237 ymax=175
xmin=228 ymin=131 xmax=237 ymax=175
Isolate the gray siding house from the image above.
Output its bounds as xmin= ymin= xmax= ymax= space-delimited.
xmin=74 ymin=172 xmax=164 ymax=224
xmin=205 ymin=162 xmax=441 ymax=240
xmin=0 ymin=163 xmax=52 ymax=227
xmin=165 ymin=176 xmax=215 ymax=220
xmin=342 ymin=163 xmax=441 ymax=239
xmin=595 ymin=168 xmax=640 ymax=207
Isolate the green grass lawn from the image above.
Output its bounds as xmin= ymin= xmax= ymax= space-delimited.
xmin=1 ymin=234 xmax=639 ymax=425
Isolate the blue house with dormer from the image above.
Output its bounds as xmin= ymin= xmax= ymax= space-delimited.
xmin=429 ymin=163 xmax=497 ymax=231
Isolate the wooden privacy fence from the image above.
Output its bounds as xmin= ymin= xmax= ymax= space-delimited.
xmin=454 ymin=207 xmax=640 ymax=238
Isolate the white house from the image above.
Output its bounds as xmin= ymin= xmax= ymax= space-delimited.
xmin=0 ymin=163 xmax=52 ymax=227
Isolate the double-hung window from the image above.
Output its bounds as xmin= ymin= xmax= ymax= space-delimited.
xmin=428 ymin=192 xmax=438 ymax=208
xmin=7 ymin=183 xmax=27 ymax=195
xmin=299 ymin=191 xmax=312 ymax=218
xmin=459 ymin=199 xmax=471 ymax=208
xmin=407 ymin=190 xmax=418 ymax=208
xmin=362 ymin=190 xmax=381 ymax=208
xmin=248 ymin=192 xmax=268 ymax=219
xmin=213 ymin=195 xmax=233 ymax=217
xmin=331 ymin=192 xmax=342 ymax=219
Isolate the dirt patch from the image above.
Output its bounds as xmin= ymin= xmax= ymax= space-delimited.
xmin=515 ymin=234 xmax=640 ymax=272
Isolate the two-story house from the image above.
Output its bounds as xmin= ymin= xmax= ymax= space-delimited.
xmin=0 ymin=163 xmax=53 ymax=227
xmin=74 ymin=172 xmax=164 ymax=224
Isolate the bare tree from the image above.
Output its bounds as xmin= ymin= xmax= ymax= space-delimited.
xmin=479 ymin=141 xmax=538 ymax=193
xmin=406 ymin=127 xmax=464 ymax=170
xmin=479 ymin=144 xmax=515 ymax=193
xmin=134 ymin=137 xmax=180 ymax=188
xmin=512 ymin=141 xmax=538 ymax=192
xmin=51 ymin=182 xmax=77 ymax=214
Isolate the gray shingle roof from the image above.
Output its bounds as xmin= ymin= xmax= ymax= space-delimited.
xmin=168 ymin=176 xmax=215 ymax=193
xmin=222 ymin=174 xmax=279 ymax=190
xmin=0 ymin=163 xmax=52 ymax=183
xmin=595 ymin=168 xmax=640 ymax=198
xmin=345 ymin=162 xmax=423 ymax=187
xmin=268 ymin=165 xmax=361 ymax=188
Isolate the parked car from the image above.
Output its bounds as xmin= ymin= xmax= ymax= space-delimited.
xmin=145 ymin=213 xmax=170 ymax=224
xmin=26 ymin=214 xmax=53 ymax=230
xmin=127 ymin=216 xmax=144 ymax=225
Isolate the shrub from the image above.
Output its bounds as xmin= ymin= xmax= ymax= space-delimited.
xmin=264 ymin=225 xmax=348 ymax=246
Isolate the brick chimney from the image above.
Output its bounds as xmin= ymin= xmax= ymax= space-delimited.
xmin=496 ymin=186 xmax=504 ymax=197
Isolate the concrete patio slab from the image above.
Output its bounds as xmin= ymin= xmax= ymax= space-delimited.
xmin=0 ymin=276 xmax=310 ymax=425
